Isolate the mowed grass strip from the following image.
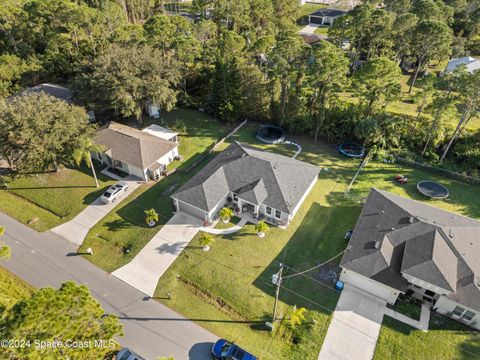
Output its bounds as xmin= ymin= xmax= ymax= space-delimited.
xmin=0 ymin=164 xmax=115 ymax=232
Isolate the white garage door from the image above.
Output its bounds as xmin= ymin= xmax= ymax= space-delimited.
xmin=178 ymin=201 xmax=206 ymax=221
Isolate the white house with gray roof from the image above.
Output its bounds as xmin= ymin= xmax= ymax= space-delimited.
xmin=171 ymin=142 xmax=319 ymax=226
xmin=340 ymin=188 xmax=480 ymax=330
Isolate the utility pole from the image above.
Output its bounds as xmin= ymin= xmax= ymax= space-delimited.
xmin=271 ymin=262 xmax=284 ymax=330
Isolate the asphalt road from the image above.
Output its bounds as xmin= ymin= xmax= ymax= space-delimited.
xmin=0 ymin=212 xmax=217 ymax=360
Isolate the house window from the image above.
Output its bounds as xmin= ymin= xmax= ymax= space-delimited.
xmin=275 ymin=210 xmax=281 ymax=219
xmin=463 ymin=310 xmax=476 ymax=322
xmin=424 ymin=290 xmax=435 ymax=297
xmin=266 ymin=206 xmax=272 ymax=215
xmin=452 ymin=306 xmax=465 ymax=317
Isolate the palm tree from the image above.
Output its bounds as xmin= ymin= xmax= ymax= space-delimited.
xmin=287 ymin=305 xmax=306 ymax=329
xmin=255 ymin=220 xmax=269 ymax=238
xmin=0 ymin=226 xmax=11 ymax=260
xmin=199 ymin=233 xmax=214 ymax=251
xmin=73 ymin=138 xmax=103 ymax=188
xmin=144 ymin=208 xmax=159 ymax=226
xmin=218 ymin=207 xmax=234 ymax=223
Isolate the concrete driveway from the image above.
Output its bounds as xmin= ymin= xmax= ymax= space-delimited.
xmin=51 ymin=177 xmax=142 ymax=246
xmin=112 ymin=212 xmax=202 ymax=296
xmin=299 ymin=24 xmax=320 ymax=35
xmin=318 ymin=284 xmax=386 ymax=360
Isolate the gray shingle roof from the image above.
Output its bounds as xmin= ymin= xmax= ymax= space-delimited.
xmin=21 ymin=83 xmax=74 ymax=103
xmin=172 ymin=142 xmax=319 ymax=214
xmin=311 ymin=8 xmax=346 ymax=17
xmin=341 ymin=188 xmax=480 ymax=311
xmin=95 ymin=122 xmax=177 ymax=170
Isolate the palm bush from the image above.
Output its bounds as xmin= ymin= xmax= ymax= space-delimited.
xmin=255 ymin=220 xmax=269 ymax=237
xmin=218 ymin=207 xmax=234 ymax=222
xmin=144 ymin=208 xmax=159 ymax=226
xmin=199 ymin=233 xmax=214 ymax=251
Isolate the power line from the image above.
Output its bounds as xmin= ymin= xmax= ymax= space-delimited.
xmin=282 ymin=249 xmax=347 ymax=279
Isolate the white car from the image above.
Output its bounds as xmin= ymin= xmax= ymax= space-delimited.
xmin=100 ymin=182 xmax=129 ymax=204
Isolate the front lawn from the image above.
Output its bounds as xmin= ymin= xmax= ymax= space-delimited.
xmin=80 ymin=109 xmax=233 ymax=272
xmin=0 ymin=164 xmax=115 ymax=232
xmin=155 ymin=136 xmax=363 ymax=359
xmin=375 ymin=314 xmax=479 ymax=360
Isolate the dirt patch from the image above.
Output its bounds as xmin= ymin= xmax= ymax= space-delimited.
xmin=312 ymin=262 xmax=341 ymax=286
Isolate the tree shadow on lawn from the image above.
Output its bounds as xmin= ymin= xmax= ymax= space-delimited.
xmin=104 ymin=219 xmax=132 ymax=232
xmin=252 ymin=200 xmax=361 ymax=315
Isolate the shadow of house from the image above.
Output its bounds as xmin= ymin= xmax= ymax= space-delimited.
xmin=252 ymin=200 xmax=361 ymax=316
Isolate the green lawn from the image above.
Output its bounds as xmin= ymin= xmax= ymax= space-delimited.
xmin=153 ymin=125 xmax=480 ymax=359
xmin=375 ymin=315 xmax=479 ymax=360
xmin=80 ymin=109 xmax=233 ymax=272
xmin=0 ymin=164 xmax=115 ymax=232
xmin=314 ymin=27 xmax=329 ymax=36
xmin=0 ymin=266 xmax=33 ymax=311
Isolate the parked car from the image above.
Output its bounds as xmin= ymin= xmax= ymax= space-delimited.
xmin=212 ymin=339 xmax=257 ymax=360
xmin=100 ymin=182 xmax=129 ymax=204
xmin=116 ymin=348 xmax=145 ymax=360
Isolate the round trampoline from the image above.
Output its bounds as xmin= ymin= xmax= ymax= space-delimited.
xmin=339 ymin=143 xmax=365 ymax=158
xmin=417 ymin=180 xmax=449 ymax=199
xmin=257 ymin=124 xmax=285 ymax=144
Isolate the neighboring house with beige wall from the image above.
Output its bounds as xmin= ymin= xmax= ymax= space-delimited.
xmin=341 ymin=188 xmax=480 ymax=330
xmin=93 ymin=122 xmax=179 ymax=181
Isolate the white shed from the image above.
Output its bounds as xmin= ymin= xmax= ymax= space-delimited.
xmin=142 ymin=124 xmax=179 ymax=143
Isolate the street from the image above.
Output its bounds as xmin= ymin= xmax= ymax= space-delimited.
xmin=0 ymin=212 xmax=217 ymax=360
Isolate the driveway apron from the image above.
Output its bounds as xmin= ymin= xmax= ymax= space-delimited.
xmin=318 ymin=284 xmax=387 ymax=360
xmin=112 ymin=212 xmax=202 ymax=296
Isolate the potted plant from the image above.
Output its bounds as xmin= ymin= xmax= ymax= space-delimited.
xmin=144 ymin=208 xmax=159 ymax=227
xmin=218 ymin=207 xmax=234 ymax=223
xmin=255 ymin=220 xmax=269 ymax=238
xmin=199 ymin=233 xmax=214 ymax=251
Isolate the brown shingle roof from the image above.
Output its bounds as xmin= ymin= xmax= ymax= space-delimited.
xmin=95 ymin=122 xmax=177 ymax=170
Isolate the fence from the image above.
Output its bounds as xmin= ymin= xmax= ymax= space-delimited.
xmin=173 ymin=119 xmax=248 ymax=175
xmin=396 ymin=157 xmax=480 ymax=185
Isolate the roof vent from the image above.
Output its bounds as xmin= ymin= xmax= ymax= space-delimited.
xmin=241 ymin=153 xmax=247 ymax=158
xmin=449 ymin=229 xmax=454 ymax=238
xmin=379 ymin=210 xmax=384 ymax=214
xmin=391 ymin=227 xmax=395 ymax=231
xmin=374 ymin=241 xmax=381 ymax=249
xmin=408 ymin=216 xmax=414 ymax=224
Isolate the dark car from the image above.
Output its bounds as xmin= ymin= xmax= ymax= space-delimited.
xmin=212 ymin=339 xmax=257 ymax=360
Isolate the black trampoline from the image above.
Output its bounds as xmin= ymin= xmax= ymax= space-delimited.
xmin=417 ymin=180 xmax=449 ymax=199
xmin=339 ymin=143 xmax=365 ymax=158
xmin=257 ymin=124 xmax=285 ymax=144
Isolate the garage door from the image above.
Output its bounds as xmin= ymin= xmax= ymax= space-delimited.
xmin=310 ymin=16 xmax=323 ymax=24
xmin=177 ymin=201 xmax=206 ymax=221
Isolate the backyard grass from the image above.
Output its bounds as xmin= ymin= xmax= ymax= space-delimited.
xmin=0 ymin=164 xmax=115 ymax=232
xmin=80 ymin=109 xmax=233 ymax=272
xmin=0 ymin=266 xmax=33 ymax=311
